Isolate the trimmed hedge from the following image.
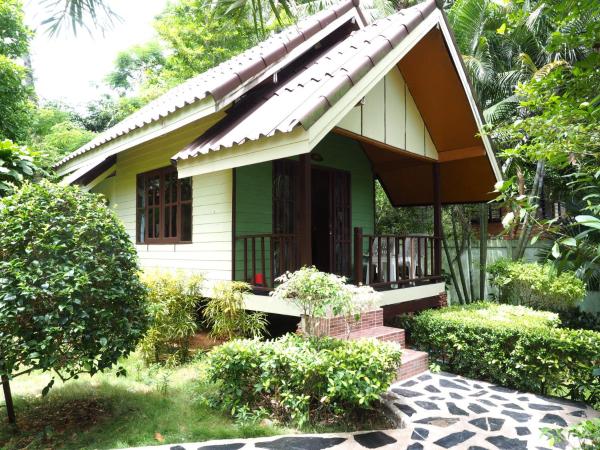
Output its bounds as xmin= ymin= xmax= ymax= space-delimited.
xmin=203 ymin=334 xmax=402 ymax=426
xmin=402 ymin=303 xmax=600 ymax=405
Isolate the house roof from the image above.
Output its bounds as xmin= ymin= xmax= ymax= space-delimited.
xmin=54 ymin=0 xmax=365 ymax=168
xmin=174 ymin=0 xmax=437 ymax=160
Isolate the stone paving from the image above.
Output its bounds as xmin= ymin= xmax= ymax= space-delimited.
xmin=122 ymin=372 xmax=599 ymax=450
xmin=382 ymin=371 xmax=599 ymax=449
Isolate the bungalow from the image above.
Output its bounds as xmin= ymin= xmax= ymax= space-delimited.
xmin=56 ymin=0 xmax=501 ymax=318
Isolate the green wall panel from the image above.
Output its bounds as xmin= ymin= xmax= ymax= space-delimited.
xmin=234 ymin=133 xmax=374 ymax=282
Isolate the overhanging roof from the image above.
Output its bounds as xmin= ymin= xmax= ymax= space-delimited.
xmin=174 ymin=0 xmax=437 ymax=160
xmin=55 ymin=0 xmax=367 ymax=170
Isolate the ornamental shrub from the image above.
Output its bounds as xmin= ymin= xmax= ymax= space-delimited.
xmin=488 ymin=259 xmax=586 ymax=311
xmin=203 ymin=334 xmax=402 ymax=427
xmin=0 ymin=182 xmax=148 ymax=393
xmin=138 ymin=270 xmax=203 ymax=365
xmin=203 ymin=281 xmax=267 ymax=340
xmin=403 ymin=303 xmax=600 ymax=405
xmin=271 ymin=267 xmax=379 ymax=337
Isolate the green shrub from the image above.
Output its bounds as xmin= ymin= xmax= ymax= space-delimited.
xmin=488 ymin=259 xmax=586 ymax=311
xmin=203 ymin=334 xmax=402 ymax=427
xmin=138 ymin=271 xmax=203 ymax=365
xmin=545 ymin=419 xmax=600 ymax=450
xmin=203 ymin=281 xmax=267 ymax=340
xmin=403 ymin=303 xmax=600 ymax=405
xmin=0 ymin=182 xmax=148 ymax=395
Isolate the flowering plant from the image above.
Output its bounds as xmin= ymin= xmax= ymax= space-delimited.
xmin=271 ymin=266 xmax=380 ymax=336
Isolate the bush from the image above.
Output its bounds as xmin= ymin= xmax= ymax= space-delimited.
xmin=203 ymin=281 xmax=267 ymax=340
xmin=488 ymin=259 xmax=586 ymax=311
xmin=402 ymin=303 xmax=600 ymax=405
xmin=203 ymin=334 xmax=402 ymax=427
xmin=138 ymin=271 xmax=203 ymax=365
xmin=559 ymin=308 xmax=600 ymax=332
xmin=271 ymin=267 xmax=378 ymax=337
xmin=0 ymin=182 xmax=148 ymax=393
xmin=545 ymin=419 xmax=600 ymax=450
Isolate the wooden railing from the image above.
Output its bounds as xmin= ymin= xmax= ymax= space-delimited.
xmin=235 ymin=233 xmax=299 ymax=291
xmin=354 ymin=227 xmax=443 ymax=290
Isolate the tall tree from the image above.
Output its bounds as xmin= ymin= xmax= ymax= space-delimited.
xmin=0 ymin=0 xmax=34 ymax=142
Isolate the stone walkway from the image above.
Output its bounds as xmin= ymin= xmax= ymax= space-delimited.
xmin=382 ymin=371 xmax=599 ymax=449
xmin=123 ymin=372 xmax=599 ymax=450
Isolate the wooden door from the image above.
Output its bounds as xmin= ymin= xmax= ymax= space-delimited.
xmin=329 ymin=170 xmax=351 ymax=277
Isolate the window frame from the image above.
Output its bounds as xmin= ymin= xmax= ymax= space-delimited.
xmin=136 ymin=166 xmax=193 ymax=245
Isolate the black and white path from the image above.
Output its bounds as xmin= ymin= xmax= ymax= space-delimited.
xmin=120 ymin=372 xmax=599 ymax=450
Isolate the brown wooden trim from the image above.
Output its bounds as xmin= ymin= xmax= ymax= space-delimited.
xmin=433 ymin=163 xmax=442 ymax=276
xmin=332 ymin=126 xmax=437 ymax=163
xmin=136 ymin=165 xmax=192 ymax=245
xmin=298 ymin=154 xmax=312 ymax=267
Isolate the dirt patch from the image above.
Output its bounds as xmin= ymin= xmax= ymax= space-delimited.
xmin=189 ymin=331 xmax=226 ymax=352
xmin=2 ymin=396 xmax=115 ymax=449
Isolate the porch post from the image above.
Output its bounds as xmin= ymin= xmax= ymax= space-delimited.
xmin=353 ymin=227 xmax=363 ymax=284
xmin=298 ymin=154 xmax=312 ymax=267
xmin=433 ymin=163 xmax=442 ymax=276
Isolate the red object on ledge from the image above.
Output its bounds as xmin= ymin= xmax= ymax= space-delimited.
xmin=253 ymin=273 xmax=265 ymax=286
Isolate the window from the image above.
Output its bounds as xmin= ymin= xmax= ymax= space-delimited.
xmin=136 ymin=166 xmax=192 ymax=244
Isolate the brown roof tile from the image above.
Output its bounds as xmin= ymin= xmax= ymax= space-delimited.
xmin=55 ymin=0 xmax=361 ymax=168
xmin=174 ymin=0 xmax=439 ymax=161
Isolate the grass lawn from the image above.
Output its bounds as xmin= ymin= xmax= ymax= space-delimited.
xmin=0 ymin=353 xmax=287 ymax=450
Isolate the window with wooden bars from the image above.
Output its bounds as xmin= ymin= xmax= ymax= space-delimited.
xmin=136 ymin=166 xmax=192 ymax=244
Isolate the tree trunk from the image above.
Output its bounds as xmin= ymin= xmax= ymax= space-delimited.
xmin=442 ymin=226 xmax=464 ymax=304
xmin=467 ymin=234 xmax=475 ymax=301
xmin=514 ymin=160 xmax=546 ymax=260
xmin=479 ymin=203 xmax=488 ymax=300
xmin=451 ymin=208 xmax=470 ymax=303
xmin=2 ymin=374 xmax=16 ymax=426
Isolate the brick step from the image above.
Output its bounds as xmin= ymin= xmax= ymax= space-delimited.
xmin=397 ymin=348 xmax=429 ymax=381
xmin=347 ymin=326 xmax=405 ymax=346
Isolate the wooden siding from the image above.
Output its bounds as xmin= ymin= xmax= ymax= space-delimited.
xmin=234 ymin=162 xmax=273 ymax=282
xmin=337 ymin=67 xmax=438 ymax=159
xmin=91 ymin=139 xmax=233 ymax=285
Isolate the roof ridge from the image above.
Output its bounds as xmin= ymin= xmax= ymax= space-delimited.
xmin=55 ymin=0 xmax=365 ymax=169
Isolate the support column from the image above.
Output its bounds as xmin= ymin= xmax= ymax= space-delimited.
xmin=433 ymin=163 xmax=442 ymax=276
xmin=298 ymin=154 xmax=312 ymax=267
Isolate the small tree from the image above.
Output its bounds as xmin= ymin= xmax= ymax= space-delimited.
xmin=0 ymin=182 xmax=148 ymax=425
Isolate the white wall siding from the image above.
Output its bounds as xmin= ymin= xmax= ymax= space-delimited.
xmin=91 ymin=136 xmax=233 ymax=286
xmin=337 ymin=67 xmax=438 ymax=159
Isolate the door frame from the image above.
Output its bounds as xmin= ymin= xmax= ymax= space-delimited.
xmin=311 ymin=164 xmax=352 ymax=277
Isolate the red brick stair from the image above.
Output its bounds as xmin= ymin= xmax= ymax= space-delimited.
xmin=325 ymin=308 xmax=429 ymax=381
xmin=348 ymin=326 xmax=405 ymax=345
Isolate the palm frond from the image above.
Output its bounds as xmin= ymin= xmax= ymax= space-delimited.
xmin=39 ymin=0 xmax=121 ymax=36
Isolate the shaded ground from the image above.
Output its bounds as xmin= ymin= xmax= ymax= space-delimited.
xmin=119 ymin=372 xmax=599 ymax=450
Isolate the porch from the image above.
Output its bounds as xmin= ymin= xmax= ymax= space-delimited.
xmin=231 ymin=131 xmax=445 ymax=312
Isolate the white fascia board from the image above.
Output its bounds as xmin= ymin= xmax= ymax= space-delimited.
xmin=307 ymin=10 xmax=442 ymax=149
xmin=59 ymin=155 xmax=108 ymax=185
xmin=82 ymin=164 xmax=116 ymax=192
xmin=57 ymin=97 xmax=218 ymax=177
xmin=377 ymin=282 xmax=446 ymax=306
xmin=437 ymin=18 xmax=503 ymax=183
xmin=176 ymin=127 xmax=310 ymax=178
